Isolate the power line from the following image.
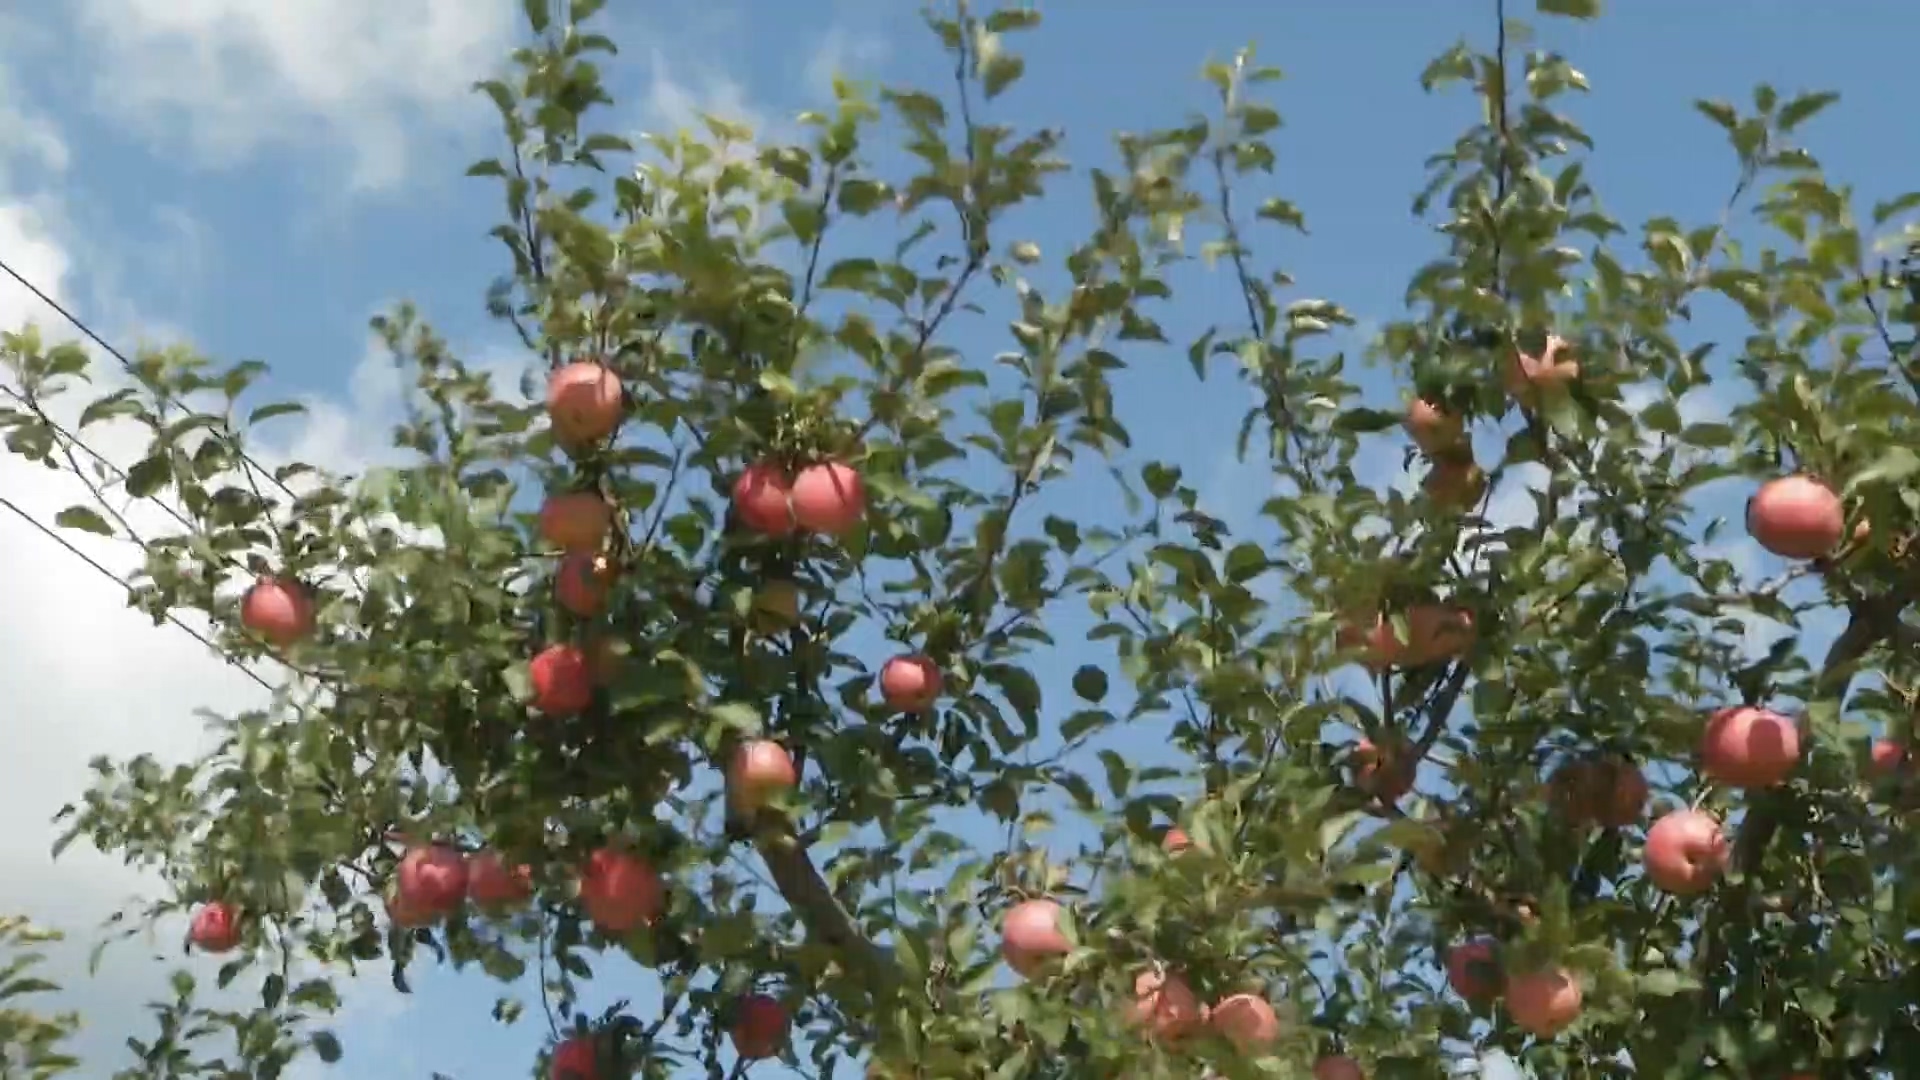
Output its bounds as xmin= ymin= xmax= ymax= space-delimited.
xmin=0 ymin=381 xmax=208 ymax=543
xmin=0 ymin=495 xmax=277 ymax=693
xmin=0 ymin=255 xmax=301 ymax=504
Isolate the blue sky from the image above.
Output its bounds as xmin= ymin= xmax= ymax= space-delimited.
xmin=1 ymin=2 xmax=1917 ymax=1078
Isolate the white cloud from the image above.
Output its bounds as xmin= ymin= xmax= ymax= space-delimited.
xmin=803 ymin=25 xmax=890 ymax=97
xmin=65 ymin=0 xmax=518 ymax=191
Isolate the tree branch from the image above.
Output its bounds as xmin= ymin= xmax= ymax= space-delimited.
xmin=754 ymin=826 xmax=900 ymax=1002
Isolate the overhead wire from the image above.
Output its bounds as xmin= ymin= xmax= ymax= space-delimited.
xmin=0 ymin=253 xmax=301 ymax=504
xmin=0 ymin=495 xmax=277 ymax=693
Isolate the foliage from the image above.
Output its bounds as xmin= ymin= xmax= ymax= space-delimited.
xmin=5 ymin=0 xmax=1920 ymax=1077
xmin=0 ymin=915 xmax=81 ymax=1078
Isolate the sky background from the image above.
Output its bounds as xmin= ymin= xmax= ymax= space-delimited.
xmin=1 ymin=2 xmax=1917 ymax=1078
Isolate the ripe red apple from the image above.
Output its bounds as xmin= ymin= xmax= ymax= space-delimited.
xmin=790 ymin=460 xmax=866 ymax=535
xmin=189 ymin=901 xmax=241 ymax=953
xmin=579 ymin=847 xmax=664 ymax=934
xmin=1504 ymin=966 xmax=1581 ymax=1038
xmin=550 ymin=1035 xmax=598 ymax=1080
xmin=1446 ymin=939 xmax=1499 ymax=1002
xmin=555 ymin=552 xmax=614 ymax=617
xmin=1401 ymin=604 xmax=1475 ymax=666
xmin=1162 ymin=827 xmax=1193 ymax=854
xmin=879 ymin=654 xmax=942 ymax=712
xmin=1644 ymin=809 xmax=1730 ymax=895
xmin=384 ymin=886 xmax=432 ymax=929
xmin=1422 ymin=453 xmax=1486 ymax=512
xmin=732 ymin=461 xmax=795 ymax=536
xmin=1503 ymin=334 xmax=1580 ymax=407
xmin=1869 ymin=738 xmax=1909 ymax=778
xmin=546 ymin=362 xmax=624 ymax=446
xmin=1351 ymin=737 xmax=1416 ymax=802
xmin=1312 ymin=1055 xmax=1365 ymax=1080
xmin=1404 ymin=399 xmax=1463 ymax=455
xmin=729 ymin=993 xmax=789 ymax=1061
xmin=1338 ymin=613 xmax=1403 ymax=671
xmin=1208 ymin=992 xmax=1279 ymax=1051
xmin=1746 ymin=475 xmax=1844 ymax=560
xmin=1000 ymin=898 xmax=1071 ymax=977
xmin=728 ymin=739 xmax=798 ymax=813
xmin=1700 ymin=706 xmax=1801 ymax=789
xmin=467 ymin=851 xmax=533 ymax=911
xmin=751 ymin=579 xmax=801 ymax=634
xmin=539 ymin=493 xmax=613 ymax=553
xmin=531 ymin=644 xmax=594 ymax=715
xmin=1550 ymin=758 xmax=1649 ymax=829
xmin=397 ymin=844 xmax=469 ymax=920
xmin=240 ymin=576 xmax=315 ymax=647
xmin=1127 ymin=969 xmax=1203 ymax=1041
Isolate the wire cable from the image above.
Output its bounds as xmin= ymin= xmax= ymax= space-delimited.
xmin=0 ymin=495 xmax=277 ymax=693
xmin=0 ymin=255 xmax=301 ymax=503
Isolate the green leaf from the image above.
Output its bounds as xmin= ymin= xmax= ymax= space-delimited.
xmin=1070 ymin=666 xmax=1107 ymax=703
xmin=1535 ymin=0 xmax=1600 ymax=17
xmin=1776 ymin=91 xmax=1840 ymax=133
xmin=249 ymin=402 xmax=306 ymax=426
xmin=54 ymin=507 xmax=112 ymax=536
xmin=1845 ymin=447 xmax=1920 ymax=494
xmin=981 ymin=54 xmax=1025 ymax=99
xmin=311 ymin=1031 xmax=342 ymax=1063
xmin=124 ymin=455 xmax=172 ymax=498
xmin=522 ymin=0 xmax=550 ymax=33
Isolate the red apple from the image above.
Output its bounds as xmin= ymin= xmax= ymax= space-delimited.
xmin=550 ymin=1035 xmax=598 ymax=1080
xmin=1313 ymin=1055 xmax=1365 ymax=1080
xmin=1338 ymin=613 xmax=1403 ymax=671
xmin=1700 ymin=706 xmax=1801 ymax=789
xmin=879 ymin=654 xmax=942 ymax=712
xmin=729 ymin=993 xmax=789 ymax=1061
xmin=1404 ymin=399 xmax=1463 ymax=455
xmin=385 ymin=886 xmax=432 ymax=929
xmin=538 ymin=492 xmax=613 ymax=552
xmin=728 ymin=739 xmax=798 ymax=814
xmin=1550 ymin=758 xmax=1649 ymax=828
xmin=1422 ymin=453 xmax=1486 ymax=512
xmin=1208 ymin=992 xmax=1280 ymax=1051
xmin=1000 ymin=898 xmax=1070 ymax=977
xmin=732 ymin=461 xmax=795 ymax=537
xmin=531 ymin=644 xmax=594 ymax=715
xmin=1126 ymin=969 xmax=1203 ymax=1041
xmin=1869 ymin=738 xmax=1909 ymax=778
xmin=790 ymin=460 xmax=865 ymax=535
xmin=1504 ymin=965 xmax=1581 ymax=1038
xmin=1746 ymin=475 xmax=1845 ymax=560
xmin=467 ymin=851 xmax=533 ymax=911
xmin=579 ymin=847 xmax=664 ymax=934
xmin=189 ymin=901 xmax=241 ymax=953
xmin=240 ymin=576 xmax=315 ymax=647
xmin=397 ymin=844 xmax=469 ymax=920
xmin=1162 ymin=827 xmax=1193 ymax=854
xmin=546 ymin=362 xmax=624 ymax=446
xmin=1351 ymin=737 xmax=1416 ymax=802
xmin=1446 ymin=939 xmax=1499 ymax=1002
xmin=1504 ymin=334 xmax=1580 ymax=407
xmin=1401 ymin=604 xmax=1475 ymax=666
xmin=555 ymin=552 xmax=614 ymax=617
xmin=1644 ymin=809 xmax=1730 ymax=895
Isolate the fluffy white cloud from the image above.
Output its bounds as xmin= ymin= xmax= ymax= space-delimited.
xmin=64 ymin=0 xmax=518 ymax=191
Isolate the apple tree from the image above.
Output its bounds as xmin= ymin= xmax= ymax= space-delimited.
xmin=6 ymin=0 xmax=1920 ymax=1077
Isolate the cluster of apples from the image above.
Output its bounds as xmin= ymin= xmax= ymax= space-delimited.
xmin=1404 ymin=334 xmax=1581 ymax=516
xmin=548 ymin=992 xmax=787 ymax=1079
xmin=996 ymin=880 xmax=1365 ymax=1076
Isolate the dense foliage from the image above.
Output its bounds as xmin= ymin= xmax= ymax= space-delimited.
xmin=6 ymin=0 xmax=1920 ymax=1076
